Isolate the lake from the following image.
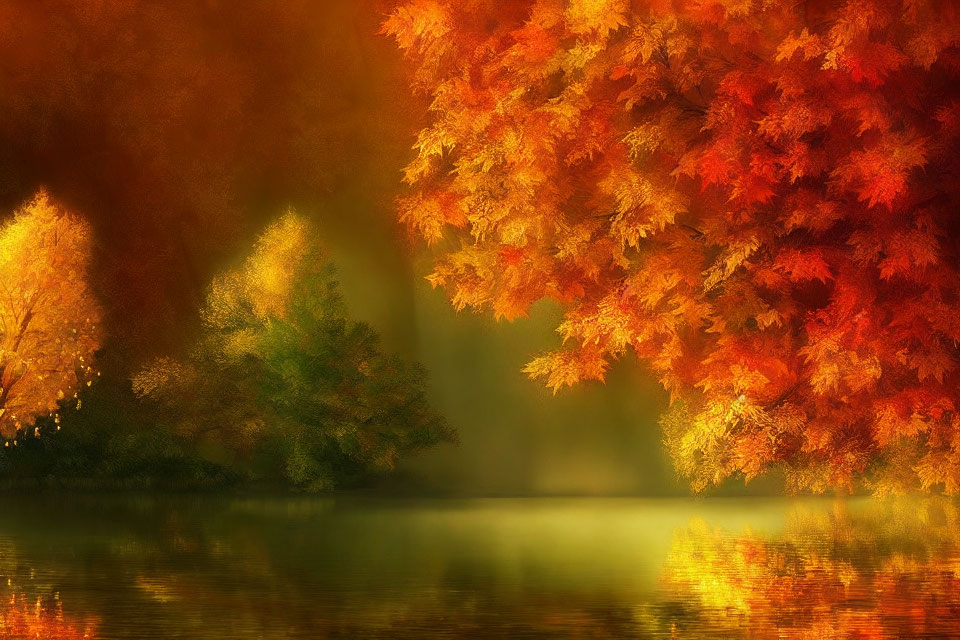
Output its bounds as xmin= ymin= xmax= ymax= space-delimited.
xmin=0 ymin=494 xmax=956 ymax=638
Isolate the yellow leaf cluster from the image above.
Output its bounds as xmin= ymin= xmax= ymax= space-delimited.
xmin=0 ymin=191 xmax=102 ymax=438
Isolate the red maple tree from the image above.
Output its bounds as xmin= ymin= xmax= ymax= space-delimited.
xmin=383 ymin=0 xmax=960 ymax=493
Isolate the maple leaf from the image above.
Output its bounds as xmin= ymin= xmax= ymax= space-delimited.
xmin=523 ymin=346 xmax=610 ymax=393
xmin=904 ymin=4 xmax=960 ymax=68
xmin=381 ymin=0 xmax=452 ymax=52
xmin=831 ymin=133 xmax=928 ymax=208
xmin=397 ymin=191 xmax=465 ymax=245
xmin=696 ymin=147 xmax=735 ymax=188
xmin=703 ymin=237 xmax=760 ymax=291
xmin=908 ymin=342 xmax=956 ymax=383
xmin=729 ymin=364 xmax=770 ymax=394
xmin=776 ymin=28 xmax=824 ymax=62
xmin=624 ymin=17 xmax=677 ymax=64
xmin=508 ymin=21 xmax=560 ymax=66
xmin=840 ymin=92 xmax=892 ymax=136
xmin=842 ymin=41 xmax=908 ymax=87
xmin=603 ymin=167 xmax=688 ymax=247
xmin=774 ymin=249 xmax=833 ymax=283
xmin=754 ymin=308 xmax=783 ymax=330
xmin=565 ymin=0 xmax=629 ymax=36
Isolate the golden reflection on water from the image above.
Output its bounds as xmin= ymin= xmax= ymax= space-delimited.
xmin=654 ymin=499 xmax=960 ymax=639
xmin=0 ymin=535 xmax=96 ymax=639
xmin=0 ymin=496 xmax=958 ymax=638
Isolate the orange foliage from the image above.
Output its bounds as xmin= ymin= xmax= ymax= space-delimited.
xmin=0 ymin=192 xmax=101 ymax=440
xmin=384 ymin=0 xmax=960 ymax=493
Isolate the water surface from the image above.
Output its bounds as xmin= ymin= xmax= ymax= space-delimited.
xmin=0 ymin=495 xmax=956 ymax=638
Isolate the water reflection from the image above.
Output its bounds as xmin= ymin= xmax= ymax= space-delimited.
xmin=0 ymin=537 xmax=97 ymax=639
xmin=0 ymin=594 xmax=96 ymax=640
xmin=653 ymin=499 xmax=960 ymax=639
xmin=0 ymin=496 xmax=956 ymax=638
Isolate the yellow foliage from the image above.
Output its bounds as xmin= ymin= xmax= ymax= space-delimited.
xmin=0 ymin=191 xmax=102 ymax=439
xmin=380 ymin=0 xmax=452 ymax=52
xmin=622 ymin=124 xmax=665 ymax=160
xmin=702 ymin=236 xmax=759 ymax=291
xmin=564 ymin=0 xmax=629 ymax=36
xmin=601 ymin=167 xmax=688 ymax=247
xmin=523 ymin=347 xmax=609 ymax=393
xmin=131 ymin=357 xmax=193 ymax=399
xmin=203 ymin=212 xmax=312 ymax=330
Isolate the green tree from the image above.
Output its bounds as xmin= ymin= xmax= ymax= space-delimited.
xmin=134 ymin=212 xmax=454 ymax=490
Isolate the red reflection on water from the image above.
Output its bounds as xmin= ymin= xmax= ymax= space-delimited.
xmin=0 ymin=594 xmax=97 ymax=640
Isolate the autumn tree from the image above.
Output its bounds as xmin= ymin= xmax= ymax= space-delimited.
xmin=0 ymin=192 xmax=101 ymax=441
xmin=383 ymin=0 xmax=960 ymax=493
xmin=134 ymin=212 xmax=453 ymax=490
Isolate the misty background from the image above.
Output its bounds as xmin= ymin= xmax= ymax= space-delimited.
xmin=0 ymin=0 xmax=757 ymax=496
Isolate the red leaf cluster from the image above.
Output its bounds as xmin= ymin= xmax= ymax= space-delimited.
xmin=384 ymin=0 xmax=960 ymax=493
